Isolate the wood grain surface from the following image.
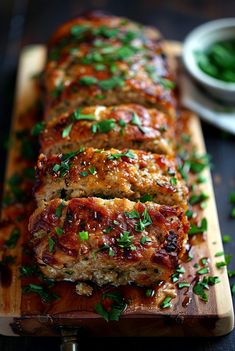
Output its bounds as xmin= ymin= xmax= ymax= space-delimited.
xmin=0 ymin=43 xmax=233 ymax=337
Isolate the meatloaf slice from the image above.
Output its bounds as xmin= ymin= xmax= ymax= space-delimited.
xmin=34 ymin=148 xmax=188 ymax=208
xmin=44 ymin=13 xmax=176 ymax=120
xmin=40 ymin=104 xmax=175 ymax=155
xmin=28 ymin=197 xmax=189 ymax=286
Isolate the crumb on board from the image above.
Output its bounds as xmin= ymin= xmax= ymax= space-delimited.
xmin=75 ymin=282 xmax=93 ymax=296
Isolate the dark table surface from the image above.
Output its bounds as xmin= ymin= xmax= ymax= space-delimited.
xmin=0 ymin=0 xmax=234 ymax=350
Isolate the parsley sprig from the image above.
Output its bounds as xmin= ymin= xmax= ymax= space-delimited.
xmin=53 ymin=151 xmax=79 ymax=176
xmin=95 ymin=290 xmax=127 ymax=321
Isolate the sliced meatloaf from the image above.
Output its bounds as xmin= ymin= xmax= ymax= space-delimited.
xmin=40 ymin=104 xmax=175 ymax=155
xmin=28 ymin=197 xmax=189 ymax=286
xmin=34 ymin=148 xmax=188 ymax=207
xmin=43 ymin=12 xmax=176 ymax=120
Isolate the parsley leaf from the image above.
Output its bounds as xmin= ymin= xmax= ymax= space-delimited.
xmin=31 ymin=121 xmax=45 ymax=136
xmin=95 ymin=290 xmax=127 ymax=321
xmin=130 ymin=112 xmax=146 ymax=133
xmin=193 ymin=281 xmax=208 ymax=302
xmin=55 ymin=201 xmax=65 ymax=218
xmin=216 ymin=254 xmax=232 ymax=268
xmin=139 ymin=194 xmax=153 ymax=203
xmin=92 ymin=119 xmax=116 ymax=134
xmin=108 ymin=150 xmax=135 ymax=160
xmin=53 ymin=151 xmax=79 ymax=177
xmin=22 ymin=283 xmax=60 ymax=303
xmin=5 ymin=228 xmax=20 ymax=249
xmin=188 ymin=218 xmax=208 ymax=235
xmin=160 ymin=296 xmax=172 ymax=309
xmin=79 ymin=231 xmax=89 ymax=240
xmin=134 ymin=208 xmax=152 ymax=232
xmin=196 ymin=267 xmax=209 ymax=275
xmin=79 ymin=76 xmax=98 ymax=85
xmin=116 ymin=231 xmax=136 ymax=250
xmin=70 ymin=109 xmax=96 ymax=121
xmin=48 ymin=237 xmax=55 ymax=253
xmin=62 ymin=123 xmax=73 ymax=138
xmin=98 ymin=76 xmax=124 ymax=90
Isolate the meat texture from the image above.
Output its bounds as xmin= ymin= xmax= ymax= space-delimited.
xmin=40 ymin=104 xmax=175 ymax=156
xmin=29 ymin=197 xmax=189 ymax=286
xmin=43 ymin=11 xmax=176 ymax=121
xmin=35 ymin=148 xmax=188 ymax=208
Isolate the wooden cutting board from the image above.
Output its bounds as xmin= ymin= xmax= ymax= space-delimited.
xmin=0 ymin=43 xmax=234 ymax=337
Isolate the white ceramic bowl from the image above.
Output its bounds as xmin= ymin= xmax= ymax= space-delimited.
xmin=183 ymin=18 xmax=235 ymax=103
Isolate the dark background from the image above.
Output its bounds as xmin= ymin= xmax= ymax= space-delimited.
xmin=0 ymin=0 xmax=234 ymax=350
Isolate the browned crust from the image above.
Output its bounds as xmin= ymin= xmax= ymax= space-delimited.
xmin=34 ymin=148 xmax=188 ymax=207
xmin=40 ymin=104 xmax=175 ymax=155
xmin=28 ymin=197 xmax=189 ymax=285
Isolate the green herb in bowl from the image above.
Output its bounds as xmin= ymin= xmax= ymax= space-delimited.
xmin=195 ymin=40 xmax=235 ymax=83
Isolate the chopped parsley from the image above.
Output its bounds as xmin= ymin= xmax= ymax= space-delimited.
xmin=62 ymin=123 xmax=73 ymax=138
xmin=189 ymin=192 xmax=209 ymax=205
xmin=0 ymin=255 xmax=16 ymax=266
xmin=92 ymin=119 xmax=116 ymax=134
xmin=19 ymin=265 xmax=41 ymax=277
xmin=201 ymin=257 xmax=208 ymax=265
xmin=53 ymin=151 xmax=79 ymax=176
xmin=160 ymin=296 xmax=172 ymax=309
xmin=103 ymin=226 xmax=113 ymax=234
xmin=145 ymin=289 xmax=155 ymax=297
xmin=140 ymin=235 xmax=152 ymax=245
xmin=80 ymin=171 xmax=88 ymax=177
xmin=229 ymin=191 xmax=235 ymax=204
xmin=178 ymin=281 xmax=190 ymax=289
xmin=222 ymin=234 xmax=231 ymax=243
xmin=196 ymin=267 xmax=209 ymax=275
xmin=98 ymin=76 xmax=124 ymax=90
xmin=108 ymin=150 xmax=135 ymax=160
xmin=88 ymin=166 xmax=97 ymax=175
xmin=22 ymin=283 xmax=60 ymax=303
xmin=203 ymin=276 xmax=221 ymax=285
xmin=124 ymin=210 xmax=139 ymax=219
xmin=70 ymin=109 xmax=96 ymax=121
xmin=5 ymin=228 xmax=20 ymax=249
xmin=215 ymin=251 xmax=224 ymax=257
xmin=188 ymin=218 xmax=208 ymax=235
xmin=216 ymin=254 xmax=232 ymax=268
xmin=171 ymin=272 xmax=180 ymax=283
xmin=79 ymin=231 xmax=89 ymax=241
xmin=71 ymin=24 xmax=89 ymax=38
xmin=95 ymin=290 xmax=127 ymax=321
xmin=230 ymin=207 xmax=235 ymax=218
xmin=170 ymin=177 xmax=178 ymax=186
xmin=51 ymin=82 xmax=64 ymax=98
xmin=134 ymin=208 xmax=152 ymax=232
xmin=48 ymin=237 xmax=55 ymax=253
xmin=130 ymin=112 xmax=146 ymax=133
xmin=55 ymin=201 xmax=65 ymax=218
xmin=193 ymin=280 xmax=208 ymax=302
xmin=79 ymin=75 xmax=98 ymax=85
xmin=189 ymin=153 xmax=211 ymax=174
xmin=31 ymin=121 xmax=45 ymax=136
xmin=118 ymin=118 xmax=127 ymax=135
xmin=228 ymin=270 xmax=235 ymax=278
xmin=176 ymin=265 xmax=185 ymax=274
xmin=139 ymin=194 xmax=153 ymax=203
xmin=231 ymin=283 xmax=235 ymax=295
xmin=116 ymin=231 xmax=136 ymax=250
xmin=55 ymin=227 xmax=64 ymax=236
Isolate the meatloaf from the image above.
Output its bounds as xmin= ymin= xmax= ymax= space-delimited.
xmin=29 ymin=197 xmax=189 ymax=286
xmin=43 ymin=12 xmax=176 ymax=120
xmin=35 ymin=148 xmax=188 ymax=207
xmin=40 ymin=104 xmax=175 ymax=156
